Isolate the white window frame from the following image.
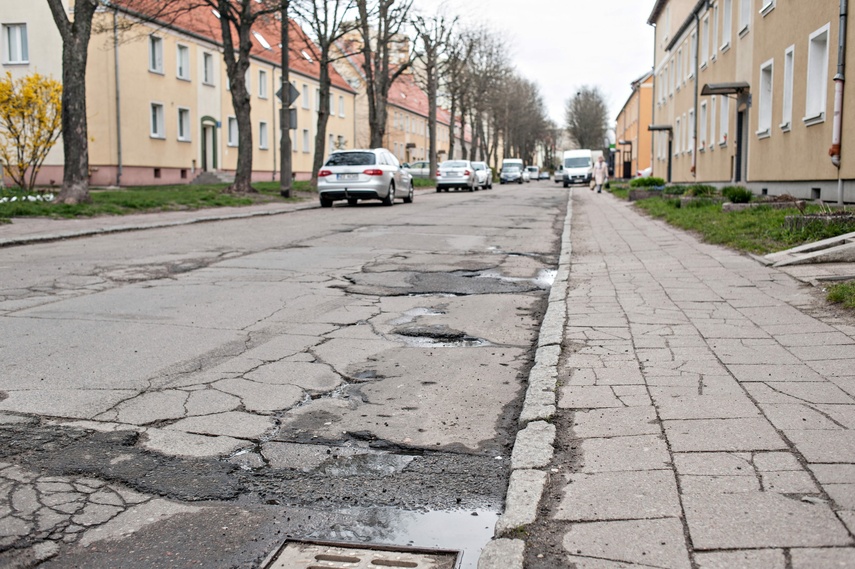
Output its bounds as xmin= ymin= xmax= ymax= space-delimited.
xmin=722 ymin=0 xmax=732 ymax=50
xmin=676 ymin=51 xmax=682 ymax=91
xmin=2 ymin=23 xmax=28 ymax=64
xmin=302 ymin=129 xmax=310 ymax=153
xmin=258 ymin=69 xmax=268 ymax=99
xmin=712 ymin=3 xmax=719 ymax=61
xmin=781 ymin=45 xmax=794 ymax=131
xmin=699 ymin=102 xmax=708 ymax=150
xmin=689 ymin=32 xmax=697 ymax=78
xmin=328 ymin=133 xmax=334 ymax=152
xmin=259 ymin=121 xmax=269 ymax=149
xmin=738 ymin=0 xmax=751 ymax=36
xmin=150 ymin=102 xmax=165 ymax=139
xmin=804 ymin=24 xmax=830 ymax=125
xmin=720 ymin=96 xmax=729 ymax=145
xmin=227 ymin=116 xmax=238 ymax=147
xmin=688 ymin=109 xmax=695 ymax=154
xmin=202 ymin=52 xmax=214 ymax=85
xmin=757 ymin=59 xmax=773 ymax=138
xmin=760 ymin=0 xmax=776 ymax=17
xmin=339 ymin=95 xmax=345 ymax=117
xmin=675 ymin=117 xmax=682 ymax=155
xmin=710 ymin=96 xmax=717 ymax=150
xmin=149 ymin=35 xmax=164 ymax=74
xmin=701 ymin=15 xmax=710 ymax=68
xmin=302 ymin=84 xmax=309 ymax=109
xmin=176 ymin=44 xmax=190 ymax=80
xmin=177 ymin=107 xmax=191 ymax=141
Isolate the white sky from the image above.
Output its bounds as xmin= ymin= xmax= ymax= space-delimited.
xmin=410 ymin=0 xmax=656 ymax=126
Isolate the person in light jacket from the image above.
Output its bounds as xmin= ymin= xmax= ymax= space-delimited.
xmin=593 ymin=155 xmax=608 ymax=193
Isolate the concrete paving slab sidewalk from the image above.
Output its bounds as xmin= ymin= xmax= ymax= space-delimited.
xmin=483 ymin=188 xmax=855 ymax=568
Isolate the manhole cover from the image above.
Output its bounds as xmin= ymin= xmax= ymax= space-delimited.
xmin=264 ymin=540 xmax=461 ymax=569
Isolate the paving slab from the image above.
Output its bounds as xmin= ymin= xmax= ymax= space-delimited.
xmin=561 ymin=518 xmax=691 ymax=569
xmin=663 ymin=418 xmax=788 ymax=452
xmin=555 ymin=470 xmax=681 ymax=521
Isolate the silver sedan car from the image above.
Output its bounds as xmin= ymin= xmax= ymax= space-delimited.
xmin=317 ymin=148 xmax=414 ymax=207
xmin=436 ymin=160 xmax=478 ymax=192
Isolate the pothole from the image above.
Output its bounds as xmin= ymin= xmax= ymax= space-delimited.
xmin=391 ymin=325 xmax=491 ymax=348
xmin=476 ymin=268 xmax=557 ymax=289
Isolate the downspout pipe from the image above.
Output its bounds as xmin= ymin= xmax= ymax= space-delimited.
xmin=113 ymin=7 xmax=123 ymax=187
xmin=830 ymin=0 xmax=847 ymax=204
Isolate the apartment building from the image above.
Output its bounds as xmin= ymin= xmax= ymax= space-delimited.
xmin=0 ymin=0 xmax=355 ymax=187
xmin=615 ymin=71 xmax=654 ymax=178
xmin=648 ymin=0 xmax=854 ymax=202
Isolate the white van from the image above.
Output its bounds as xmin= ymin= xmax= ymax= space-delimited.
xmin=526 ymin=166 xmax=539 ymax=182
xmin=562 ymin=149 xmax=594 ymax=188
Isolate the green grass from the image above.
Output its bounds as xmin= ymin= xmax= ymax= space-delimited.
xmin=634 ymin=198 xmax=855 ymax=255
xmin=827 ymin=281 xmax=855 ymax=309
xmin=0 ymin=181 xmax=315 ymax=219
xmin=608 ymin=185 xmax=630 ymax=200
xmin=412 ymin=178 xmax=436 ymax=188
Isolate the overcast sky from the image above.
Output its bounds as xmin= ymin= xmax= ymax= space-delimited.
xmin=410 ymin=0 xmax=656 ymax=127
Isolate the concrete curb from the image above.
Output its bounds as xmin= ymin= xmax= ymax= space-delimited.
xmin=0 ymin=202 xmax=319 ymax=248
xmin=480 ymin=190 xmax=573 ymax=569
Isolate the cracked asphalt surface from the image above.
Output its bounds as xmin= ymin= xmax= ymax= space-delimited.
xmin=0 ymin=184 xmax=565 ymax=567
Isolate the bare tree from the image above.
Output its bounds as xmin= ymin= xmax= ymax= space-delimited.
xmin=411 ymin=9 xmax=455 ymax=179
xmin=443 ymin=31 xmax=474 ymax=160
xmin=565 ymin=86 xmax=609 ymax=151
xmin=355 ymin=0 xmax=414 ymax=149
xmin=295 ymin=0 xmax=356 ymax=186
xmin=279 ymin=0 xmax=293 ymax=197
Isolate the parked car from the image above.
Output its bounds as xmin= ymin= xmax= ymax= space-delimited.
xmin=317 ymin=148 xmax=414 ymax=207
xmin=526 ymin=166 xmax=539 ymax=181
xmin=522 ymin=168 xmax=531 ymax=183
xmin=554 ymin=165 xmax=564 ymax=184
xmin=636 ymin=166 xmax=652 ymax=178
xmin=500 ymin=166 xmax=524 ymax=184
xmin=436 ymin=160 xmax=478 ymax=192
xmin=539 ymin=171 xmax=550 ymax=180
xmin=403 ymin=160 xmax=431 ymax=178
xmin=472 ymin=161 xmax=493 ymax=189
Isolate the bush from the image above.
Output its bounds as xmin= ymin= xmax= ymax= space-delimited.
xmin=722 ymin=186 xmax=753 ymax=203
xmin=629 ymin=176 xmax=666 ymax=188
xmin=685 ymin=184 xmax=717 ymax=197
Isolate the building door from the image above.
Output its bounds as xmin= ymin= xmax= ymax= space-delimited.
xmin=200 ymin=117 xmax=218 ymax=172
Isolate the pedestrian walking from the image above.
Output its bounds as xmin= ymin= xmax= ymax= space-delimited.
xmin=593 ymin=155 xmax=608 ymax=193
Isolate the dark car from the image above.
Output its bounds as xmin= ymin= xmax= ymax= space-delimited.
xmin=500 ymin=166 xmax=524 ymax=184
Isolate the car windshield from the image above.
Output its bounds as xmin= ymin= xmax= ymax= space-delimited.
xmin=326 ymin=152 xmax=376 ymax=166
xmin=441 ymin=161 xmax=468 ymax=168
xmin=502 ymin=167 xmax=520 ymax=172
xmin=564 ymin=157 xmax=591 ymax=168
xmin=473 ymin=164 xmax=484 ymax=170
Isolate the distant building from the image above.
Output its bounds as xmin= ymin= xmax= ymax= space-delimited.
xmin=0 ymin=0 xmax=355 ymax=186
xmin=615 ymin=71 xmax=654 ymax=179
xmin=647 ymin=0 xmax=854 ymax=202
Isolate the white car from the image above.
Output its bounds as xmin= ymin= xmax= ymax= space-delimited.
xmin=436 ymin=160 xmax=478 ymax=192
xmin=472 ymin=161 xmax=493 ymax=189
xmin=522 ymin=169 xmax=531 ymax=183
xmin=317 ymin=148 xmax=414 ymax=207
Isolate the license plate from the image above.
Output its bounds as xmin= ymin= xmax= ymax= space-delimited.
xmin=337 ymin=173 xmax=358 ymax=180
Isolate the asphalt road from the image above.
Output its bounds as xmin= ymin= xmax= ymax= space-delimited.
xmin=0 ymin=181 xmax=566 ymax=568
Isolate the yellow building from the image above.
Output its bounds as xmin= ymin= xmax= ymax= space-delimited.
xmin=615 ymin=71 xmax=654 ymax=178
xmin=0 ymin=1 xmax=356 ymax=187
xmin=648 ymin=0 xmax=854 ymax=202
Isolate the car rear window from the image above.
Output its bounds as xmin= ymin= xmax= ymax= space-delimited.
xmin=442 ymin=161 xmax=468 ymax=168
xmin=326 ymin=152 xmax=376 ymax=166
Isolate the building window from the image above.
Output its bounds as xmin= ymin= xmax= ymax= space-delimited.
xmin=689 ymin=32 xmax=697 ymax=78
xmin=227 ymin=116 xmax=238 ymax=146
xmin=339 ymin=95 xmax=345 ymax=117
xmin=675 ymin=117 xmax=681 ymax=155
xmin=712 ymin=3 xmax=719 ymax=60
xmin=203 ymin=52 xmax=214 ymax=85
xmin=738 ymin=0 xmax=751 ymax=35
xmin=676 ymin=50 xmax=682 ymax=90
xmin=710 ymin=96 xmax=717 ymax=150
xmin=757 ymin=60 xmax=773 ymax=137
xmin=782 ymin=46 xmax=794 ymax=131
xmin=150 ymin=103 xmax=165 ymax=138
xmin=722 ymin=0 xmax=732 ymax=49
xmin=302 ymin=129 xmax=310 ymax=153
xmin=687 ymin=109 xmax=695 ymax=153
xmin=149 ymin=35 xmax=163 ymax=73
xmin=2 ymin=24 xmax=28 ymax=64
xmin=701 ymin=15 xmax=710 ymax=67
xmin=699 ymin=102 xmax=708 ymax=150
xmin=328 ymin=133 xmax=334 ymax=152
xmin=258 ymin=69 xmax=268 ymax=99
xmin=176 ymin=44 xmax=190 ymax=80
xmin=177 ymin=107 xmax=191 ymax=141
xmin=805 ymin=25 xmax=829 ymax=124
xmin=720 ymin=96 xmax=729 ymax=145
xmin=259 ymin=121 xmax=268 ymax=149
xmin=302 ymin=84 xmax=309 ymax=109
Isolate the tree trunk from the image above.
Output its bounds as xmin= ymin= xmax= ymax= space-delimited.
xmin=427 ymin=62 xmax=437 ymax=179
xmin=310 ymin=61 xmax=332 ymax=187
xmin=47 ymin=0 xmax=97 ymax=204
xmin=279 ymin=1 xmax=292 ymax=197
xmin=230 ymin=78 xmax=255 ymax=193
xmin=448 ymin=93 xmax=457 ymax=159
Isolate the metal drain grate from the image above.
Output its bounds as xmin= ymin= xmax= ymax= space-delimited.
xmin=263 ymin=540 xmax=461 ymax=569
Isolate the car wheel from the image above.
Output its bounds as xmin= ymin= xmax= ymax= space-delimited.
xmin=320 ymin=196 xmax=333 ymax=208
xmin=347 ymin=197 xmax=358 ymax=206
xmin=563 ymin=181 xmax=569 ymax=188
xmin=382 ymin=183 xmax=395 ymax=206
xmin=404 ymin=183 xmax=414 ymax=203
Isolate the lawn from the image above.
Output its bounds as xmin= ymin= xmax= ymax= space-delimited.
xmin=0 ymin=181 xmax=315 ymax=221
xmin=827 ymin=281 xmax=855 ymax=309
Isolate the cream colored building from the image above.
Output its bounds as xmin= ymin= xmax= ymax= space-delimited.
xmin=0 ymin=1 xmax=356 ymax=187
xmin=615 ymin=71 xmax=654 ymax=178
xmin=648 ymin=0 xmax=854 ymax=202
